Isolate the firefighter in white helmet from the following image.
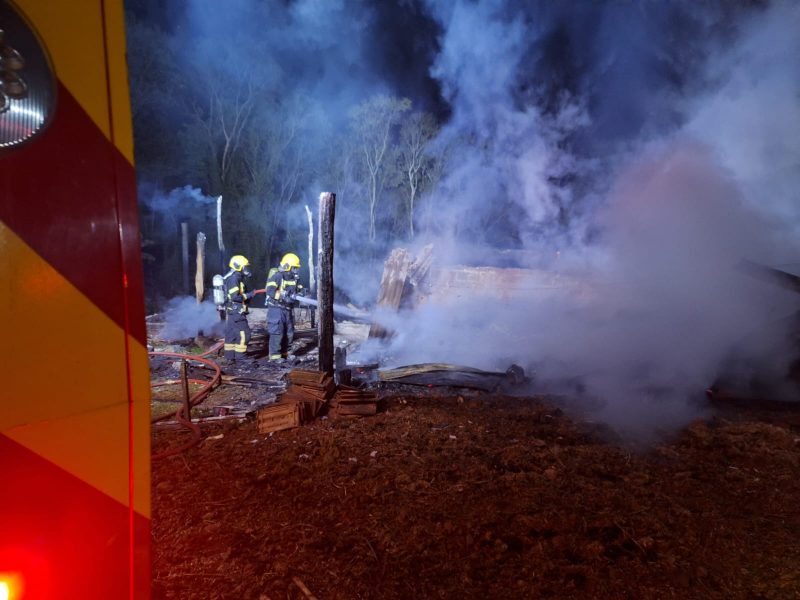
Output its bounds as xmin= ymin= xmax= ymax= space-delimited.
xmin=223 ymin=254 xmax=256 ymax=364
xmin=265 ymin=252 xmax=304 ymax=362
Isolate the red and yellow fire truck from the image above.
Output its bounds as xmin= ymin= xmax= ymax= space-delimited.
xmin=0 ymin=1 xmax=150 ymax=598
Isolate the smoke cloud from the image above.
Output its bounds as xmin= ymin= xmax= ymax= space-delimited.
xmin=140 ymin=185 xmax=216 ymax=213
xmin=156 ymin=296 xmax=225 ymax=341
xmin=375 ymin=0 xmax=800 ymax=439
xmin=132 ymin=0 xmax=800 ymax=440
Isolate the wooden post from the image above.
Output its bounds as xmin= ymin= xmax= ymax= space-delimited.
xmin=317 ymin=192 xmax=335 ymax=374
xmin=181 ymin=222 xmax=189 ymax=294
xmin=305 ymin=204 xmax=316 ymax=329
xmin=216 ymin=195 xmax=225 ymax=274
xmin=305 ymin=205 xmax=315 ymax=294
xmin=180 ymin=359 xmax=192 ymax=422
xmin=195 ymin=232 xmax=206 ymax=304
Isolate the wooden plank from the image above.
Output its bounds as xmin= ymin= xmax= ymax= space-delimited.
xmin=335 ymin=403 xmax=377 ymax=416
xmin=292 ymin=379 xmax=336 ymax=399
xmin=337 ymin=399 xmax=377 ymax=407
xmin=336 ymin=388 xmax=377 ymax=397
xmin=368 ymin=248 xmax=410 ymax=339
xmin=289 ymin=387 xmax=333 ymax=401
xmin=379 ymin=363 xmax=504 ymax=379
xmin=404 ymin=243 xmax=433 ymax=308
xmin=289 ymin=369 xmax=328 ymax=384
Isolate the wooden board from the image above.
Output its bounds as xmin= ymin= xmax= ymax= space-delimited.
xmin=368 ymin=248 xmax=410 ymax=339
xmin=289 ymin=369 xmax=329 ymax=385
xmin=335 ymin=403 xmax=377 ymax=416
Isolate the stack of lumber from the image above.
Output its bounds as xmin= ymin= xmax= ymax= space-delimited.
xmin=331 ymin=385 xmax=379 ymax=417
xmin=256 ymin=402 xmax=301 ymax=434
xmin=282 ymin=370 xmax=336 ymax=421
xmin=257 ymin=370 xmax=335 ymax=433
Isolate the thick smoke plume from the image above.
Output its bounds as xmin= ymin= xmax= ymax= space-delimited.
xmin=377 ymin=0 xmax=800 ymax=439
xmin=156 ymin=296 xmax=224 ymax=342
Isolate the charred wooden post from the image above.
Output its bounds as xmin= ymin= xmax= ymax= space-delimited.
xmin=317 ymin=192 xmax=336 ymax=374
xmin=334 ymin=345 xmax=347 ymax=370
xmin=180 ymin=359 xmax=192 ymax=422
xmin=181 ymin=221 xmax=189 ymax=294
xmin=195 ymin=232 xmax=206 ymax=304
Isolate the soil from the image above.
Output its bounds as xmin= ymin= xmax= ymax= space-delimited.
xmin=150 ymin=354 xmax=800 ymax=600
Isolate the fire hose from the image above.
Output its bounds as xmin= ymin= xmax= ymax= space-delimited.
xmin=148 ymin=289 xmax=269 ymax=459
xmin=149 ymin=342 xmax=223 ymax=460
xmin=148 ymin=290 xmax=276 ymax=459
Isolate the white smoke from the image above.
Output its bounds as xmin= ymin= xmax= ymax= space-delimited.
xmin=141 ymin=185 xmax=216 ymax=213
xmin=156 ymin=296 xmax=225 ymax=341
xmin=683 ymin=1 xmax=800 ymax=230
xmin=378 ymin=0 xmax=800 ymax=439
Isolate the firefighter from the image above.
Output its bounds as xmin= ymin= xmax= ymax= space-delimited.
xmin=223 ymin=254 xmax=256 ymax=364
xmin=265 ymin=252 xmax=304 ymax=362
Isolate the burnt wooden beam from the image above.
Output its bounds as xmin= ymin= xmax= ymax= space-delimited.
xmin=369 ymin=244 xmax=434 ymax=339
xmin=317 ymin=192 xmax=336 ymax=374
xmin=405 ymin=243 xmax=434 ymax=306
xmin=369 ymin=247 xmax=410 ymax=339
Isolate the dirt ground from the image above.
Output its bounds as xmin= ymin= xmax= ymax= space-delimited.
xmin=150 ymin=353 xmax=800 ymax=600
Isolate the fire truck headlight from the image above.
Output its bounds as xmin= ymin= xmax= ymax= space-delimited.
xmin=0 ymin=3 xmax=56 ymax=149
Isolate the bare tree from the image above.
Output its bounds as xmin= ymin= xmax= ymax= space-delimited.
xmin=397 ymin=111 xmax=439 ymax=239
xmin=187 ymin=67 xmax=255 ymax=196
xmin=240 ymin=99 xmax=309 ymax=264
xmin=350 ymin=95 xmax=411 ymax=242
xmin=124 ymin=14 xmax=182 ymax=183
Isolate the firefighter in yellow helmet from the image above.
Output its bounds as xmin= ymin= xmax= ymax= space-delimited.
xmin=223 ymin=254 xmax=256 ymax=364
xmin=265 ymin=252 xmax=304 ymax=362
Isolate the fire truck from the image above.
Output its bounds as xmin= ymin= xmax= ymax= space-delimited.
xmin=0 ymin=1 xmax=150 ymax=598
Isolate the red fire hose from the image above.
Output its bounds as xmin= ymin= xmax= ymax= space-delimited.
xmin=149 ymin=341 xmax=223 ymax=460
xmin=148 ymin=290 xmax=271 ymax=459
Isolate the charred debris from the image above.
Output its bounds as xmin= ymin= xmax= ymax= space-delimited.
xmin=148 ymin=243 xmax=800 ymax=441
xmin=147 ymin=243 xmax=534 ymax=436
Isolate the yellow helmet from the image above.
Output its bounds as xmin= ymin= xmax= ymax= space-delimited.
xmin=229 ymin=255 xmax=250 ymax=272
xmin=280 ymin=252 xmax=301 ymax=271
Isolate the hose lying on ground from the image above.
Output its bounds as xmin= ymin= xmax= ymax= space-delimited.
xmin=149 ymin=341 xmax=223 ymax=460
